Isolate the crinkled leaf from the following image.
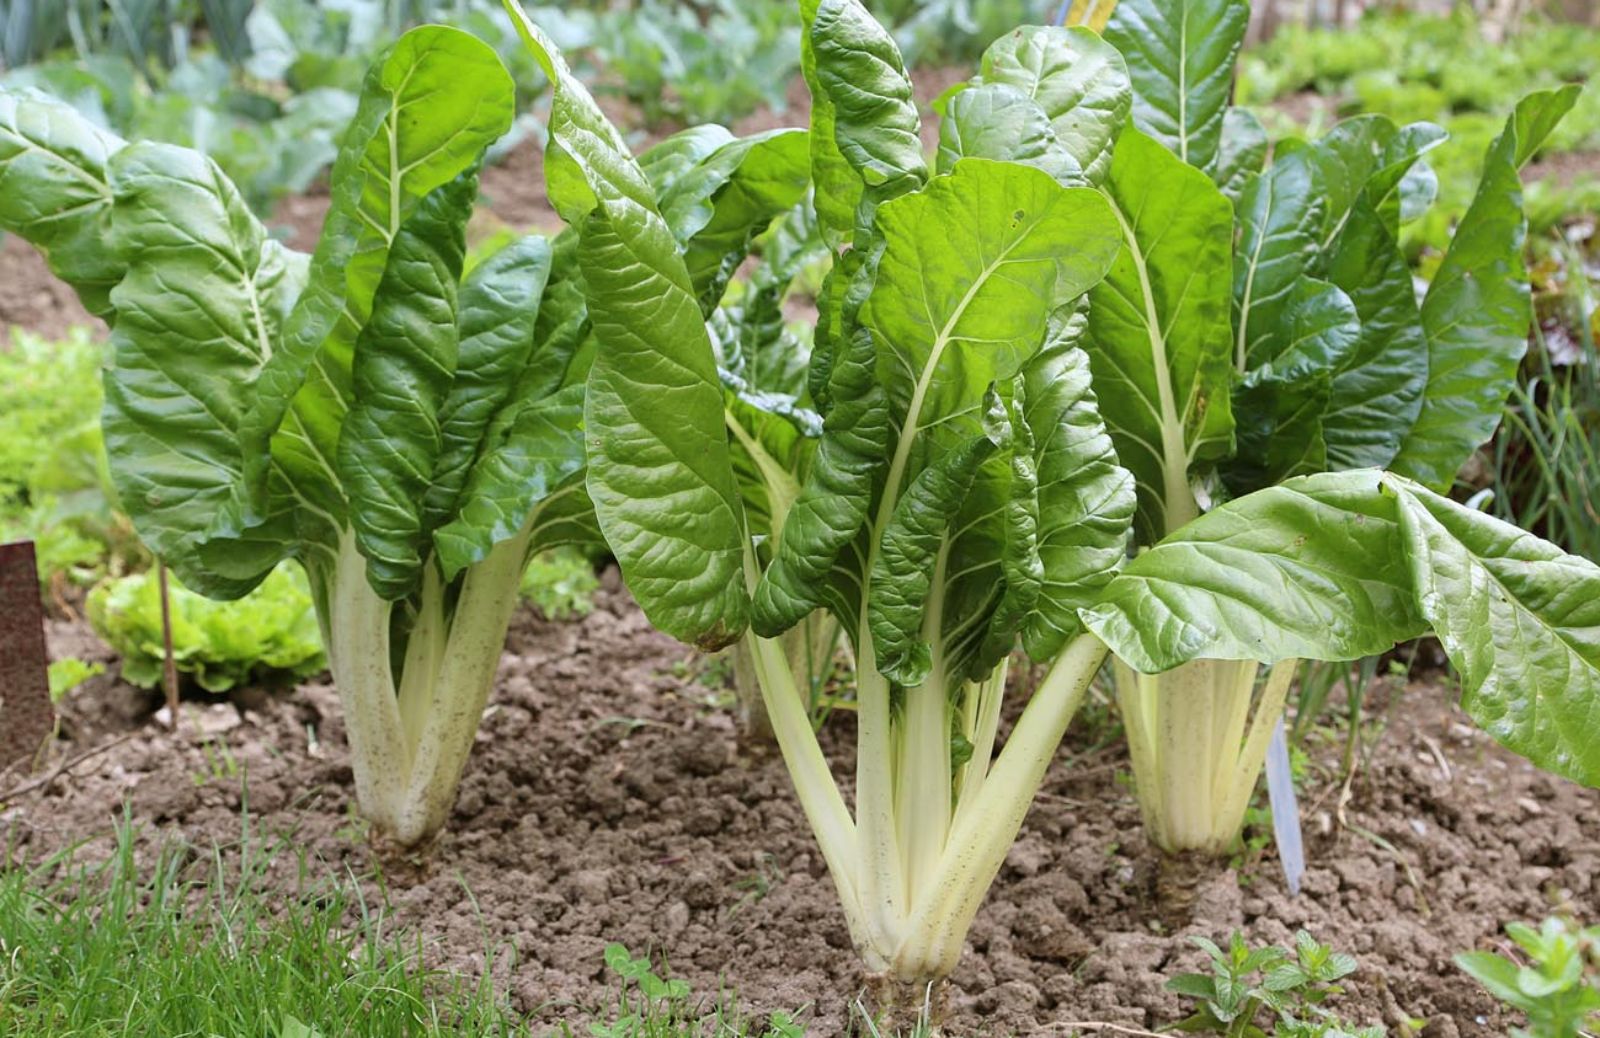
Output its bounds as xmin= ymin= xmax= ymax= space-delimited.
xmin=869 ymin=418 xmax=1002 ymax=688
xmin=970 ymin=386 xmax=1043 ymax=674
xmin=1233 ymin=150 xmax=1324 ymax=371
xmin=433 ymin=386 xmax=589 ymax=580
xmin=1104 ymin=0 xmax=1249 ymax=173
xmin=753 ymin=327 xmax=888 ymax=635
xmin=974 ymin=25 xmax=1131 ymax=185
xmin=1086 ymin=129 xmax=1234 ymax=542
xmin=936 ymin=82 xmax=1079 ymax=184
xmin=424 ymin=234 xmax=554 ymax=536
xmin=1020 ymin=312 xmax=1136 ymax=659
xmin=337 ymin=171 xmax=475 ymax=600
xmin=101 ymin=142 xmax=307 ymax=599
xmin=237 ymin=26 xmax=514 ymax=520
xmin=505 ymin=3 xmax=749 ymax=649
xmin=1320 ymin=198 xmax=1427 ymax=470
xmin=1224 ymin=278 xmax=1358 ymax=494
xmin=0 ymin=88 xmax=125 ymax=316
xmin=1395 ymin=483 xmax=1600 ymax=788
xmin=798 ymin=0 xmax=858 ymax=244
xmin=868 ymin=159 xmax=1120 ymax=454
xmin=1081 ymin=470 xmax=1427 ymax=672
xmin=810 ymin=0 xmax=925 ymax=217
xmin=1390 ymin=86 xmax=1579 ymax=490
xmin=1213 ymin=107 xmax=1266 ymax=202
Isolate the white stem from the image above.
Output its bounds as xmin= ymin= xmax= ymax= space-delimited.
xmin=1212 ymin=659 xmax=1298 ymax=847
xmin=898 ymin=541 xmax=952 ymax=903
xmin=895 ymin=634 xmax=1106 ymax=983
xmin=744 ymin=628 xmax=873 ymax=956
xmin=1114 ymin=658 xmax=1165 ymax=847
xmin=854 ymin=626 xmax=905 ymax=958
xmin=951 ymin=658 xmax=1009 ymax=832
xmin=397 ymin=562 xmax=447 ymax=753
xmin=391 ymin=526 xmax=530 ymax=845
xmin=325 ymin=528 xmax=408 ymax=835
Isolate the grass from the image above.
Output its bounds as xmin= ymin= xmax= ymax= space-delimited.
xmin=0 ymin=810 xmax=522 ymax=1037
xmin=0 ymin=809 xmax=842 ymax=1037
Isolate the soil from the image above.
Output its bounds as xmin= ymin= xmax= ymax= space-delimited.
xmin=9 ymin=575 xmax=1597 ymax=1036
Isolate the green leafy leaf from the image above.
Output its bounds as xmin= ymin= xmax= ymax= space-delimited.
xmin=972 ymin=25 xmax=1131 ymax=185
xmin=238 ymin=26 xmax=515 ymax=521
xmin=337 ymin=170 xmax=476 ymax=600
xmin=936 ymin=83 xmax=1079 ymax=184
xmin=1395 ymin=484 xmax=1600 ymax=788
xmin=0 ymin=88 xmax=125 ymax=316
xmin=1389 ymin=86 xmax=1579 ymax=490
xmin=424 ymin=234 xmax=555 ymax=537
xmin=1213 ymin=107 xmax=1267 ymax=202
xmin=1085 ymin=129 xmax=1235 ymax=542
xmin=1020 ymin=314 xmax=1136 ymax=660
xmin=1104 ymin=0 xmax=1250 ymax=173
xmin=101 ymin=141 xmax=306 ymax=598
xmin=869 ymin=419 xmax=1002 ymax=687
xmin=505 ymin=3 xmax=750 ymax=650
xmin=1081 ymin=470 xmax=1427 ymax=672
xmin=1232 ymin=151 xmax=1325 ymax=371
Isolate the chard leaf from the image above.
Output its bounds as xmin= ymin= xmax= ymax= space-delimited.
xmin=753 ymin=327 xmax=888 ymax=635
xmin=238 ymin=26 xmax=514 ymax=520
xmin=1213 ymin=107 xmax=1267 ymax=202
xmin=0 ymin=89 xmax=125 ymax=316
xmin=1389 ymin=86 xmax=1579 ymax=490
xmin=1320 ymin=198 xmax=1427 ymax=469
xmin=869 ymin=418 xmax=1003 ymax=688
xmin=337 ymin=171 xmax=476 ymax=600
xmin=1081 ymin=470 xmax=1427 ymax=672
xmin=810 ymin=0 xmax=925 ymax=217
xmin=1020 ymin=312 xmax=1137 ymax=660
xmin=1104 ymin=0 xmax=1249 ymax=174
xmin=798 ymin=0 xmax=859 ymax=243
xmin=1232 ymin=151 xmax=1325 ymax=371
xmin=505 ymin=3 xmax=750 ymax=649
xmin=1086 ymin=129 xmax=1234 ymax=542
xmin=868 ymin=158 xmax=1120 ymax=454
xmin=1224 ymin=278 xmax=1359 ymax=494
xmin=936 ymin=82 xmax=1079 ymax=185
xmin=641 ymin=125 xmax=739 ymax=215
xmin=1394 ymin=484 xmax=1600 ymax=788
xmin=1307 ymin=116 xmax=1445 ymax=245
xmin=973 ymin=25 xmax=1131 ymax=185
xmin=969 ymin=386 xmax=1044 ymax=674
xmin=425 ymin=234 xmax=554 ymax=536
xmin=668 ymin=129 xmax=811 ymax=312
xmin=433 ymin=386 xmax=588 ymax=580
xmin=101 ymin=142 xmax=307 ymax=598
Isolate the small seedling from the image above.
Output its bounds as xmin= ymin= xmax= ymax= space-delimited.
xmin=1168 ymin=931 xmax=1383 ymax=1038
xmin=1456 ymin=918 xmax=1600 ymax=1038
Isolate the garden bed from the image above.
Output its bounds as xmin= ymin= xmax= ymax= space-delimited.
xmin=9 ymin=577 xmax=1596 ymax=1035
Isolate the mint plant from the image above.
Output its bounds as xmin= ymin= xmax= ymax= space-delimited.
xmin=1169 ymin=931 xmax=1383 ymax=1038
xmin=1457 ymin=918 xmax=1600 ymax=1038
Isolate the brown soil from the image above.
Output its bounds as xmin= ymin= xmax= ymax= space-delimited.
xmin=0 ymin=234 xmax=103 ymax=345
xmin=12 ymin=576 xmax=1598 ymax=1036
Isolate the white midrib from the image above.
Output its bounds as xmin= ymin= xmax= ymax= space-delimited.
xmin=1178 ymin=6 xmax=1191 ymax=165
xmin=1105 ymin=195 xmax=1192 ymax=534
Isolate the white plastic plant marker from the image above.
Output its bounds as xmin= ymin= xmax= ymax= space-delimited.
xmin=1265 ymin=717 xmax=1305 ymax=896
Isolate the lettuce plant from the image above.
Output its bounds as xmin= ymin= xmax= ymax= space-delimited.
xmin=0 ymin=27 xmax=598 ymax=846
xmin=507 ymin=0 xmax=1600 ymax=998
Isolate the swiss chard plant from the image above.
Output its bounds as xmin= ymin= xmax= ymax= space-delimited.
xmin=0 ymin=27 xmax=598 ymax=847
xmin=507 ymin=0 xmax=1600 ymax=1001
xmin=1088 ymin=0 xmax=1591 ymax=857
